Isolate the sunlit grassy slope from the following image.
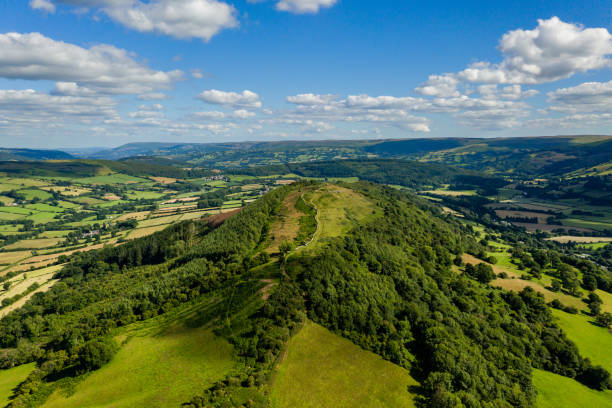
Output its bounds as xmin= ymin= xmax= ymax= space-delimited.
xmin=0 ymin=363 xmax=35 ymax=406
xmin=534 ymin=369 xmax=612 ymax=407
xmin=43 ymin=322 xmax=235 ymax=408
xmin=270 ymin=321 xmax=418 ymax=408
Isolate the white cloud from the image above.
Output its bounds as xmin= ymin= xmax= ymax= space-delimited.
xmin=285 ymin=93 xmax=431 ymax=132
xmin=547 ymin=80 xmax=612 ymax=113
xmin=232 ymin=109 xmax=256 ymax=119
xmin=457 ymin=17 xmax=612 ymax=84
xmin=415 ymin=75 xmax=460 ymax=97
xmin=196 ymin=89 xmax=262 ymax=108
xmin=276 ymin=0 xmax=336 ymax=14
xmin=29 ymin=0 xmax=56 ymax=13
xmin=37 ymin=0 xmax=238 ymax=41
xmin=190 ymin=69 xmax=205 ymax=79
xmin=345 ymin=94 xmax=429 ymax=110
xmin=191 ymin=111 xmax=227 ymax=119
xmin=286 ymin=93 xmax=338 ymax=105
xmin=415 ymin=16 xmax=612 ymax=100
xmin=527 ymin=113 xmax=612 ymax=129
xmin=0 ymin=89 xmax=117 ymax=126
xmin=137 ymin=92 xmax=169 ymax=100
xmin=0 ymin=32 xmax=182 ymax=95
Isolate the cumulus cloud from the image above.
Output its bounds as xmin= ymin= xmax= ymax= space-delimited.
xmin=458 ymin=17 xmax=612 ymax=84
xmin=415 ymin=75 xmax=460 ymax=97
xmin=286 ymin=93 xmax=338 ymax=105
xmin=29 ymin=0 xmax=56 ymax=12
xmin=276 ymin=0 xmax=336 ymax=14
xmin=547 ymin=80 xmax=612 ymax=113
xmin=196 ymin=89 xmax=262 ymax=109
xmin=0 ymin=89 xmax=117 ymax=127
xmin=285 ymin=93 xmax=431 ymax=132
xmin=0 ymin=32 xmax=182 ymax=94
xmin=416 ymin=16 xmax=612 ymax=101
xmin=33 ymin=0 xmax=238 ymax=41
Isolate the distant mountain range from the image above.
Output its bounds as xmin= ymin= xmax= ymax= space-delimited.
xmin=0 ymin=148 xmax=73 ymax=161
xmin=2 ymin=135 xmax=611 ymax=179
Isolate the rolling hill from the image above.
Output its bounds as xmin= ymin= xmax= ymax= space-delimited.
xmin=0 ymin=180 xmax=609 ymax=407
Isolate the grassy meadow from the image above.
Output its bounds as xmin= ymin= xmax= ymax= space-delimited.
xmin=270 ymin=321 xmax=418 ymax=408
xmin=43 ymin=324 xmax=235 ymax=408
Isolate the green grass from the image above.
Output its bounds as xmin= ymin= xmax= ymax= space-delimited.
xmin=0 ymin=362 xmax=36 ymax=406
xmin=595 ymin=290 xmax=612 ymax=314
xmin=552 ymin=309 xmax=612 ymax=372
xmin=534 ymin=369 xmax=612 ymax=407
xmin=563 ymin=218 xmax=612 ymax=232
xmin=73 ymin=174 xmax=148 ymax=185
xmin=309 ymin=184 xmax=380 ymax=244
xmin=17 ymin=189 xmax=52 ymax=201
xmin=270 ymin=321 xmax=418 ymax=408
xmin=43 ymin=323 xmax=235 ymax=408
xmin=0 ymin=207 xmax=33 ymax=215
xmin=126 ymin=191 xmax=164 ymax=200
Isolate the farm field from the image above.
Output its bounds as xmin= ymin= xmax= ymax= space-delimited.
xmin=270 ymin=321 xmax=418 ymax=408
xmin=42 ymin=321 xmax=235 ymax=408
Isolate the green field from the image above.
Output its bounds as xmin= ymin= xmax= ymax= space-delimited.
xmin=534 ymin=369 xmax=612 ymax=407
xmin=0 ymin=363 xmax=36 ymax=406
xmin=17 ymin=189 xmax=52 ymax=201
xmin=73 ymin=174 xmax=148 ymax=185
xmin=552 ymin=310 xmax=612 ymax=372
xmin=270 ymin=321 xmax=418 ymax=408
xmin=43 ymin=323 xmax=235 ymax=408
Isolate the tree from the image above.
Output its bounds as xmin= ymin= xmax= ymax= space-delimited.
xmin=78 ymin=338 xmax=117 ymax=372
xmin=3 ymin=282 xmax=10 ymax=291
xmin=595 ymin=313 xmax=612 ymax=329
xmin=580 ymin=365 xmax=612 ymax=391
xmin=279 ymin=241 xmax=293 ymax=256
xmin=588 ymin=302 xmax=601 ymax=316
xmin=550 ymin=280 xmax=562 ymax=292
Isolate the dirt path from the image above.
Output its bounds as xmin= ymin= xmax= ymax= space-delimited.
xmin=259 ymin=279 xmax=278 ymax=301
xmin=266 ymin=191 xmax=306 ymax=253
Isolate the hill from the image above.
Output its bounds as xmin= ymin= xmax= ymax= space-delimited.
xmin=79 ymin=136 xmax=612 ymax=178
xmin=0 ymin=181 xmax=609 ymax=407
xmin=0 ymin=149 xmax=72 ymax=161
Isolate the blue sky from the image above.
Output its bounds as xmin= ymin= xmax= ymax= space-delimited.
xmin=0 ymin=0 xmax=611 ymax=148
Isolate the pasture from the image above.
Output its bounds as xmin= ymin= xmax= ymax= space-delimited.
xmin=534 ymin=369 xmax=612 ymax=407
xmin=42 ymin=323 xmax=235 ymax=408
xmin=552 ymin=309 xmax=612 ymax=372
xmin=270 ymin=321 xmax=418 ymax=408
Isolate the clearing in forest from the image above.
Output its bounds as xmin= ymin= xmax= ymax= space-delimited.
xmin=270 ymin=321 xmax=418 ymax=408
